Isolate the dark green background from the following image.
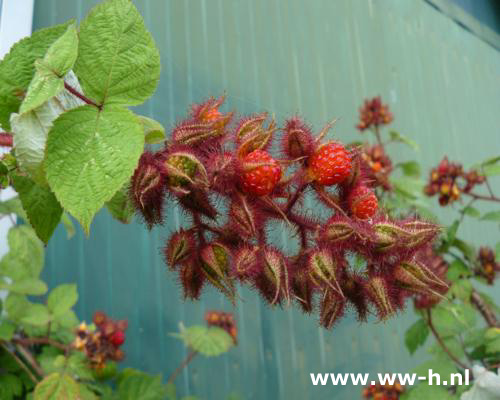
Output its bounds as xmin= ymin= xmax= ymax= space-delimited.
xmin=34 ymin=1 xmax=500 ymax=399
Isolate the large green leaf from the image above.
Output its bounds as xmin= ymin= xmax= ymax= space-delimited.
xmin=74 ymin=0 xmax=161 ymax=106
xmin=106 ymin=184 xmax=134 ymax=223
xmin=0 ymin=278 xmax=48 ymax=295
xmin=481 ymin=211 xmax=500 ymax=222
xmin=12 ymin=175 xmax=63 ymax=244
xmin=115 ymin=370 xmax=167 ymax=400
xmin=45 ymin=105 xmax=144 ymax=233
xmin=0 ymin=21 xmax=73 ymax=130
xmin=176 ymin=326 xmax=234 ymax=357
xmin=21 ymin=303 xmax=51 ymax=326
xmin=47 ymin=284 xmax=78 ymax=318
xmin=139 ymin=115 xmax=166 ymax=144
xmin=404 ymin=319 xmax=429 ymax=355
xmin=11 ymin=71 xmax=84 ymax=184
xmin=403 ymin=384 xmax=454 ymax=400
xmin=34 ymin=373 xmax=80 ymax=400
xmin=0 ymin=225 xmax=44 ymax=281
xmin=20 ymin=24 xmax=79 ymax=114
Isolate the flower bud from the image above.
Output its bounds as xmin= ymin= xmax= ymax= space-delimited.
xmin=291 ymin=268 xmax=314 ymax=313
xmin=282 ymin=117 xmax=314 ymax=158
xmin=319 ymin=293 xmax=345 ymax=329
xmin=321 ymin=218 xmax=354 ymax=242
xmin=233 ymin=246 xmax=258 ymax=280
xmin=179 ymin=260 xmax=205 ymax=300
xmin=308 ymin=249 xmax=343 ymax=296
xmin=257 ymin=247 xmax=290 ymax=305
xmin=164 ymin=152 xmax=208 ymax=189
xmin=229 ymin=195 xmax=259 ymax=239
xmin=234 ymin=113 xmax=268 ymax=141
xmin=200 ymin=243 xmax=235 ymax=301
xmin=165 ymin=229 xmax=196 ymax=269
xmin=365 ymin=277 xmax=395 ymax=320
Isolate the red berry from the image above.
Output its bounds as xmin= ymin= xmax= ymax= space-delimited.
xmin=241 ymin=150 xmax=282 ymax=196
xmin=309 ymin=142 xmax=351 ymax=185
xmin=348 ymin=185 xmax=378 ymax=219
xmin=110 ymin=330 xmax=125 ymax=347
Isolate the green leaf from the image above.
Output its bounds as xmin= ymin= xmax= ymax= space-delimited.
xmin=404 ymin=384 xmax=454 ymax=400
xmin=0 ymin=20 xmax=73 ymax=130
xmin=0 ymin=196 xmax=28 ymax=221
xmin=74 ymin=0 xmax=161 ymax=106
xmin=139 ymin=116 xmax=166 ymax=144
xmin=177 ymin=326 xmax=233 ymax=357
xmin=20 ymin=24 xmax=78 ymax=114
xmin=481 ymin=211 xmax=500 ymax=222
xmin=165 ymin=383 xmax=176 ymax=400
xmin=45 ymin=105 xmax=144 ymax=233
xmin=0 ymin=321 xmax=16 ymax=340
xmin=0 ymin=374 xmax=23 ymax=398
xmin=412 ymin=358 xmax=458 ymax=382
xmin=446 ymin=259 xmax=472 ymax=282
xmin=405 ymin=319 xmax=429 ymax=355
xmin=11 ymin=71 xmax=84 ymax=185
xmin=462 ymin=206 xmax=481 ymax=218
xmin=389 ymin=131 xmax=419 ymax=151
xmin=116 ymin=370 xmax=167 ymax=400
xmin=4 ymin=294 xmax=31 ymax=322
xmin=399 ymin=160 xmax=421 ymax=177
xmin=60 ymin=212 xmax=76 ymax=239
xmin=483 ymin=164 xmax=500 ymax=176
xmin=431 ymin=303 xmax=476 ymax=337
xmin=47 ymin=284 xmax=78 ymax=317
xmin=67 ymin=353 xmax=94 ymax=381
xmin=0 ymin=225 xmax=44 ymax=281
xmin=34 ymin=373 xmax=80 ymax=400
xmin=20 ymin=304 xmax=51 ymax=327
xmin=0 ymin=278 xmax=48 ymax=295
xmin=106 ymin=184 xmax=134 ymax=223
xmin=12 ymin=175 xmax=63 ymax=244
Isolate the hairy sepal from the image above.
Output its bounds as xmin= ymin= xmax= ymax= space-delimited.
xmin=165 ymin=229 xmax=195 ymax=269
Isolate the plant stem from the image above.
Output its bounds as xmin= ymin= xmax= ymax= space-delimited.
xmin=0 ymin=132 xmax=13 ymax=147
xmin=470 ymin=290 xmax=499 ymax=328
xmin=373 ymin=125 xmax=382 ymax=145
xmin=464 ymin=191 xmax=500 ymax=203
xmin=13 ymin=337 xmax=69 ymax=352
xmin=0 ymin=342 xmax=39 ymax=383
xmin=14 ymin=343 xmax=45 ymax=378
xmin=167 ymin=349 xmax=198 ymax=385
xmin=425 ymin=309 xmax=470 ymax=370
xmin=64 ymin=82 xmax=101 ymax=109
xmin=285 ymin=183 xmax=307 ymax=214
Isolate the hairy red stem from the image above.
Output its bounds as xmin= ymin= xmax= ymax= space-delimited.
xmin=64 ymin=82 xmax=101 ymax=109
xmin=167 ymin=350 xmax=198 ymax=385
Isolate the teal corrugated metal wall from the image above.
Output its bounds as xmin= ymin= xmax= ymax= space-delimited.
xmin=34 ymin=1 xmax=500 ymax=399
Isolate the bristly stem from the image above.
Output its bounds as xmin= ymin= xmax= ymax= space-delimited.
xmin=373 ymin=125 xmax=382 ymax=146
xmin=0 ymin=342 xmax=39 ymax=383
xmin=470 ymin=290 xmax=499 ymax=328
xmin=285 ymin=183 xmax=307 ymax=214
xmin=64 ymin=82 xmax=101 ymax=109
xmin=425 ymin=309 xmax=470 ymax=370
xmin=167 ymin=349 xmax=198 ymax=385
xmin=0 ymin=132 xmax=13 ymax=147
xmin=464 ymin=191 xmax=500 ymax=203
xmin=13 ymin=337 xmax=69 ymax=352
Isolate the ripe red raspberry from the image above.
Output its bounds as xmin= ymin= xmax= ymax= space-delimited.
xmin=309 ymin=142 xmax=351 ymax=185
xmin=110 ymin=331 xmax=125 ymax=347
xmin=241 ymin=150 xmax=282 ymax=196
xmin=348 ymin=185 xmax=378 ymax=219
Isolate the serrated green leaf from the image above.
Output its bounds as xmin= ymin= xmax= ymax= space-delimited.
xmin=0 ymin=21 xmax=73 ymax=130
xmin=139 ymin=116 xmax=166 ymax=144
xmin=481 ymin=211 xmax=500 ymax=222
xmin=178 ymin=326 xmax=233 ymax=356
xmin=67 ymin=353 xmax=94 ymax=381
xmin=0 ymin=278 xmax=48 ymax=295
xmin=11 ymin=71 xmax=84 ymax=184
xmin=483 ymin=164 xmax=500 ymax=176
xmin=0 ymin=374 xmax=23 ymax=398
xmin=389 ymin=130 xmax=419 ymax=151
xmin=399 ymin=160 xmax=421 ymax=177
xmin=0 ymin=225 xmax=44 ymax=281
xmin=0 ymin=196 xmax=28 ymax=221
xmin=405 ymin=319 xmax=429 ymax=355
xmin=34 ymin=373 xmax=79 ymax=400
xmin=21 ymin=304 xmax=51 ymax=327
xmin=404 ymin=384 xmax=454 ymax=400
xmin=4 ymin=293 xmax=30 ymax=322
xmin=47 ymin=284 xmax=78 ymax=317
xmin=116 ymin=371 xmax=166 ymax=400
xmin=446 ymin=259 xmax=472 ymax=282
xmin=20 ymin=24 xmax=78 ymax=114
xmin=431 ymin=303 xmax=476 ymax=337
xmin=106 ymin=184 xmax=134 ymax=224
xmin=74 ymin=0 xmax=160 ymax=106
xmin=0 ymin=321 xmax=16 ymax=340
xmin=45 ymin=105 xmax=144 ymax=233
xmin=12 ymin=175 xmax=63 ymax=244
xmin=462 ymin=206 xmax=481 ymax=218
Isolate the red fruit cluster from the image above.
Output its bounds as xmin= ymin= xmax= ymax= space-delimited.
xmin=131 ymin=97 xmax=441 ymax=329
xmin=360 ymin=144 xmax=393 ymax=190
xmin=362 ymin=382 xmax=405 ymax=400
xmin=205 ymin=310 xmax=238 ymax=344
xmin=424 ymin=157 xmax=485 ymax=206
xmin=476 ymin=247 xmax=500 ymax=285
xmin=356 ymin=96 xmax=393 ymax=131
xmin=73 ymin=311 xmax=128 ymax=369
